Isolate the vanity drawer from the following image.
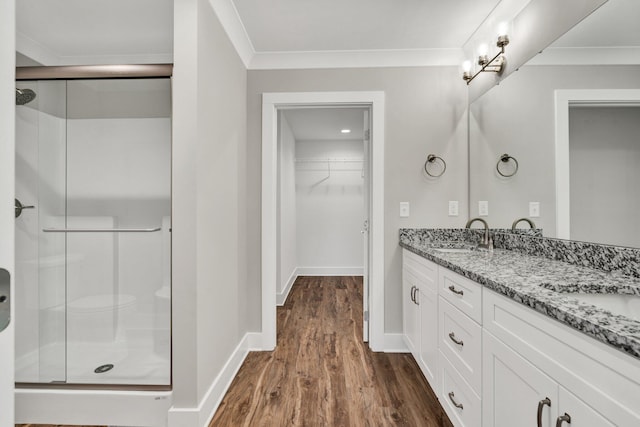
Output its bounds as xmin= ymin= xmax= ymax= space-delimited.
xmin=438 ymin=351 xmax=481 ymax=427
xmin=439 ymin=297 xmax=482 ymax=395
xmin=439 ymin=268 xmax=482 ymax=323
xmin=403 ymin=249 xmax=438 ymax=293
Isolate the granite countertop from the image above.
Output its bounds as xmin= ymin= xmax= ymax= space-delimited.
xmin=399 ymin=236 xmax=640 ymax=360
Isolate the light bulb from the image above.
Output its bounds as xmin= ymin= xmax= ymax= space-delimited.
xmin=498 ymin=22 xmax=508 ymax=37
xmin=462 ymin=61 xmax=471 ymax=73
xmin=477 ymin=44 xmax=489 ymax=57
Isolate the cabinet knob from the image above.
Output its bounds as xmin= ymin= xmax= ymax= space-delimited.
xmin=556 ymin=413 xmax=571 ymax=427
xmin=537 ymin=397 xmax=551 ymax=427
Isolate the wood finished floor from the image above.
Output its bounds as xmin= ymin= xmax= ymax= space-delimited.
xmin=210 ymin=276 xmax=453 ymax=427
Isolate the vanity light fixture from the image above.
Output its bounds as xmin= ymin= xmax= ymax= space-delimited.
xmin=462 ymin=24 xmax=510 ymax=85
xmin=340 ymin=129 xmax=351 ymax=134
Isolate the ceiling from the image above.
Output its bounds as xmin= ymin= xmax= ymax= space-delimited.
xmin=17 ymin=0 xmax=173 ymax=66
xmin=282 ymin=108 xmax=367 ymax=141
xmin=233 ymin=0 xmax=501 ymax=52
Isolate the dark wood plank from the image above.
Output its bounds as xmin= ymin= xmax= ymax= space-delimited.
xmin=210 ymin=276 xmax=453 ymax=427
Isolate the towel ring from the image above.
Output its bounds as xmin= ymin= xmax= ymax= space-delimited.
xmin=496 ymin=154 xmax=518 ymax=177
xmin=424 ymin=154 xmax=446 ymax=178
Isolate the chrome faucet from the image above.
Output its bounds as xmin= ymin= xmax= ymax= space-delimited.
xmin=465 ymin=217 xmax=493 ymax=250
xmin=512 ymin=217 xmax=536 ymax=230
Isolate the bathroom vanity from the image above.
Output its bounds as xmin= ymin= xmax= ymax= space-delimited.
xmin=400 ymin=229 xmax=640 ymax=427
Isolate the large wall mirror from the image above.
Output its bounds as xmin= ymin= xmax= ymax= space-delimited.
xmin=469 ymin=0 xmax=640 ymax=248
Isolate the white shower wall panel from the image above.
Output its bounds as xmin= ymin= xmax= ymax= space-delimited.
xmin=66 ymin=117 xmax=171 ymax=329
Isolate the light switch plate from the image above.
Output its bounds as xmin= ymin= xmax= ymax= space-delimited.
xmin=478 ymin=200 xmax=489 ymax=216
xmin=529 ymin=202 xmax=540 ymax=217
xmin=400 ymin=202 xmax=410 ymax=218
xmin=448 ymin=201 xmax=459 ymax=216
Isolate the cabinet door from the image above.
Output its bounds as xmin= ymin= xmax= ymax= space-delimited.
xmin=419 ymin=287 xmax=438 ymax=387
xmin=557 ymin=386 xmax=616 ymax=427
xmin=402 ymin=269 xmax=419 ymax=356
xmin=483 ymin=330 xmax=558 ymax=427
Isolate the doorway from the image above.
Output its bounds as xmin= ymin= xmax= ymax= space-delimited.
xmin=261 ymin=92 xmax=385 ymax=352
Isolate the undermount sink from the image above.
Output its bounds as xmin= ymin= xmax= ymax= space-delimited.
xmin=568 ymin=293 xmax=640 ymax=321
xmin=433 ymin=248 xmax=475 ymax=254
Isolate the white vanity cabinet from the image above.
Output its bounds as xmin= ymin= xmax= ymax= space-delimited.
xmin=437 ymin=269 xmax=483 ymax=427
xmin=402 ymin=248 xmax=640 ymax=426
xmin=402 ymin=249 xmax=438 ymax=386
xmin=483 ymin=289 xmax=640 ymax=427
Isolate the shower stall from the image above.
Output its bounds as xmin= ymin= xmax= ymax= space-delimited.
xmin=14 ymin=66 xmax=172 ymax=397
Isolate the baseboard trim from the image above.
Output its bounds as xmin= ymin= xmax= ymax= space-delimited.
xmin=383 ymin=333 xmax=409 ymax=353
xmin=276 ymin=268 xmax=298 ymax=306
xmin=169 ymin=332 xmax=256 ymax=427
xmin=296 ymin=267 xmax=364 ymax=276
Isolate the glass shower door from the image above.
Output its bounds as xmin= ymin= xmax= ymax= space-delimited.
xmin=15 ymin=77 xmax=172 ymax=386
xmin=15 ymin=80 xmax=68 ymax=383
xmin=63 ymin=79 xmax=171 ymax=385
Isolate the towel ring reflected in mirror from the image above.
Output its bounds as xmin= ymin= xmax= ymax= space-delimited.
xmin=496 ymin=153 xmax=518 ymax=177
xmin=424 ymin=154 xmax=446 ymax=178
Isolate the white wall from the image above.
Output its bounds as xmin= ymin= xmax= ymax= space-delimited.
xmin=295 ymin=140 xmax=364 ymax=273
xmin=171 ymin=0 xmax=248 ymax=424
xmin=569 ymin=106 xmax=640 ymax=247
xmin=0 ymin=0 xmax=15 ymax=424
xmin=469 ymin=65 xmax=640 ymax=236
xmin=247 ymin=67 xmax=468 ymax=334
xmin=277 ymin=114 xmax=297 ymax=295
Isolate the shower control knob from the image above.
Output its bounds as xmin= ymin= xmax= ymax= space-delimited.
xmin=15 ymin=198 xmax=35 ymax=218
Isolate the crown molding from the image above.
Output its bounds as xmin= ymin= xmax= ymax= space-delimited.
xmin=208 ymin=0 xmax=255 ymax=68
xmin=249 ymin=48 xmax=464 ymax=70
xmin=528 ymin=46 xmax=640 ymax=65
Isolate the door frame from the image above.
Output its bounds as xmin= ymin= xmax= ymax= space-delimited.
xmin=554 ymin=89 xmax=640 ymax=239
xmin=0 ymin=0 xmax=15 ymax=425
xmin=261 ymin=91 xmax=385 ymax=351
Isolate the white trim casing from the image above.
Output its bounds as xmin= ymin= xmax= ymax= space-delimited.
xmin=168 ymin=332 xmax=261 ymax=427
xmin=262 ymin=91 xmax=386 ymax=352
xmin=0 ymin=1 xmax=15 ymax=425
xmin=296 ymin=267 xmax=364 ymax=276
xmin=277 ymin=268 xmax=298 ymax=306
xmin=554 ymin=89 xmax=640 ymax=240
xmin=250 ymin=49 xmax=463 ymax=70
xmin=383 ymin=334 xmax=410 ymax=353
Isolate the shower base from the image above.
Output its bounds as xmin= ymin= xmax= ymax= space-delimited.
xmin=16 ymin=335 xmax=170 ymax=385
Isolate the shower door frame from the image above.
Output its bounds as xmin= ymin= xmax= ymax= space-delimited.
xmin=15 ymin=63 xmax=174 ymax=393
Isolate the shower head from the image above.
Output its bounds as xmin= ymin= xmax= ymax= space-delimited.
xmin=16 ymin=88 xmax=36 ymax=105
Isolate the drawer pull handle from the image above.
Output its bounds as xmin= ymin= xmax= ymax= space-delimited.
xmin=448 ymin=285 xmax=464 ymax=296
xmin=448 ymin=392 xmax=464 ymax=410
xmin=448 ymin=332 xmax=464 ymax=346
xmin=537 ymin=397 xmax=551 ymax=427
xmin=410 ymin=286 xmax=416 ymax=303
xmin=556 ymin=413 xmax=571 ymax=427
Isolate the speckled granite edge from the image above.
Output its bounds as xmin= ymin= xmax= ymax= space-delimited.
xmin=400 ymin=228 xmax=640 ymax=278
xmin=493 ymin=232 xmax=640 ymax=279
xmin=399 ymin=229 xmax=640 ymax=360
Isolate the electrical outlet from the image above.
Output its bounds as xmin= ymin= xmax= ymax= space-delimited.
xmin=400 ymin=202 xmax=410 ymax=218
xmin=448 ymin=201 xmax=459 ymax=216
xmin=529 ymin=202 xmax=540 ymax=217
xmin=478 ymin=201 xmax=489 ymax=216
